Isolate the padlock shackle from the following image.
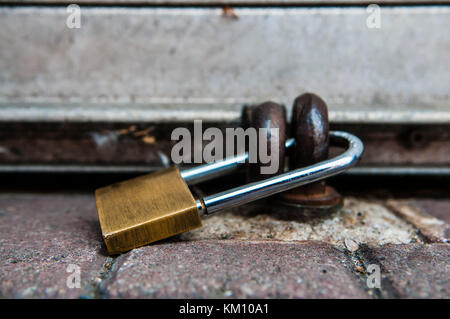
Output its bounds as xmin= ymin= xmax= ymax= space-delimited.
xmin=197 ymin=131 xmax=364 ymax=215
xmin=181 ymin=138 xmax=296 ymax=185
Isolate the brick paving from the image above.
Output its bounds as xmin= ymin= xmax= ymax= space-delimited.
xmin=0 ymin=194 xmax=108 ymax=298
xmin=102 ymin=240 xmax=368 ymax=299
xmin=0 ymin=193 xmax=448 ymax=298
xmin=359 ymin=244 xmax=450 ymax=298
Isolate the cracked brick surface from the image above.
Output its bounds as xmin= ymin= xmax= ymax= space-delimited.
xmin=413 ymin=199 xmax=450 ymax=240
xmin=386 ymin=200 xmax=449 ymax=243
xmin=102 ymin=240 xmax=369 ymax=299
xmin=0 ymin=193 xmax=108 ymax=298
xmin=359 ymin=244 xmax=450 ymax=298
xmin=0 ymin=193 xmax=448 ymax=299
xmin=414 ymin=199 xmax=450 ymax=224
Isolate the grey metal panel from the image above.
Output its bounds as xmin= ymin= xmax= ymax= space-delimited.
xmin=0 ymin=7 xmax=449 ymax=122
xmin=1 ymin=0 xmax=449 ymax=4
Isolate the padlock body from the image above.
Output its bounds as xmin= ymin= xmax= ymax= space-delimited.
xmin=95 ymin=167 xmax=201 ymax=255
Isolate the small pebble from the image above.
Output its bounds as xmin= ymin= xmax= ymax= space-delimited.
xmin=344 ymin=238 xmax=359 ymax=252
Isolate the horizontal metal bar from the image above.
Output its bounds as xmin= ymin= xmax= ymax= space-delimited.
xmin=346 ymin=166 xmax=450 ymax=176
xmin=1 ymin=164 xmax=449 ymax=176
xmin=1 ymin=0 xmax=449 ymax=4
xmin=0 ymin=164 xmax=162 ymax=173
xmin=1 ymin=103 xmax=450 ymax=124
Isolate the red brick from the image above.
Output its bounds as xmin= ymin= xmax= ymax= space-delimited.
xmin=103 ymin=240 xmax=369 ymax=298
xmin=414 ymin=199 xmax=450 ymax=225
xmin=365 ymin=244 xmax=449 ymax=298
xmin=0 ymin=193 xmax=108 ymax=298
xmin=386 ymin=200 xmax=448 ymax=243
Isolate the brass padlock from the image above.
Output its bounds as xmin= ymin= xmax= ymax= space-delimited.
xmin=96 ymin=131 xmax=363 ymax=255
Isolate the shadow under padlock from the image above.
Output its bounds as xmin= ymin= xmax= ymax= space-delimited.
xmin=243 ymin=93 xmax=344 ymax=220
xmin=95 ymin=95 xmax=364 ymax=255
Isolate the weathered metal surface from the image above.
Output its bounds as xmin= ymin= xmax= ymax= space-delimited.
xmin=280 ymin=93 xmax=343 ymax=208
xmin=244 ymin=101 xmax=286 ymax=181
xmin=330 ymin=124 xmax=450 ymax=166
xmin=346 ymin=166 xmax=450 ymax=176
xmin=0 ymin=7 xmax=449 ymax=121
xmin=1 ymin=0 xmax=449 ymax=4
xmin=0 ymin=122 xmax=448 ymax=172
xmin=0 ymin=122 xmax=176 ymax=165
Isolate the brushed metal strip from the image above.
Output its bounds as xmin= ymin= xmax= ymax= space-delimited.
xmin=1 ymin=164 xmax=449 ymax=176
xmin=1 ymin=103 xmax=450 ymax=123
xmin=1 ymin=1 xmax=449 ymax=4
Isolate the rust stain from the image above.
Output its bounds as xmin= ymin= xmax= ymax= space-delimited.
xmin=355 ymin=264 xmax=366 ymax=274
xmin=142 ymin=136 xmax=156 ymax=144
xmin=222 ymin=6 xmax=239 ymax=20
xmin=119 ymin=125 xmax=137 ymax=135
xmin=134 ymin=127 xmax=154 ymax=137
xmin=117 ymin=125 xmax=157 ymax=144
